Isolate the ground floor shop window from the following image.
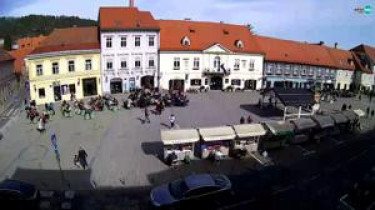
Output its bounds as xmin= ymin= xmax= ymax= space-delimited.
xmin=83 ymin=78 xmax=98 ymax=96
xmin=69 ymin=84 xmax=76 ymax=94
xmin=231 ymin=79 xmax=241 ymax=86
xmin=190 ymin=79 xmax=201 ymax=86
xmin=38 ymin=88 xmax=45 ymax=98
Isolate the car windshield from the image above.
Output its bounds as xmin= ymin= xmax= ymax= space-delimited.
xmin=168 ymin=179 xmax=188 ymax=199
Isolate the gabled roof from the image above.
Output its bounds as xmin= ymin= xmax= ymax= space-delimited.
xmin=158 ymin=20 xmax=263 ymax=54
xmin=352 ymin=52 xmax=372 ymax=74
xmin=351 ymin=44 xmax=375 ymax=63
xmin=99 ymin=7 xmax=159 ymax=31
xmin=255 ymin=35 xmax=336 ymax=68
xmin=325 ymin=47 xmax=355 ymax=71
xmin=31 ymin=27 xmax=99 ymax=55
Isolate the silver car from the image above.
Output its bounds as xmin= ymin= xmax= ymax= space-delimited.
xmin=150 ymin=174 xmax=232 ymax=207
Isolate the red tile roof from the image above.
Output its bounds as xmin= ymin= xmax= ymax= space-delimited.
xmin=158 ymin=20 xmax=263 ymax=54
xmin=10 ymin=36 xmax=46 ymax=75
xmin=325 ymin=47 xmax=355 ymax=71
xmin=351 ymin=44 xmax=375 ymax=63
xmin=99 ymin=7 xmax=159 ymax=30
xmin=352 ymin=52 xmax=373 ymax=74
xmin=255 ymin=35 xmax=336 ymax=68
xmin=31 ymin=26 xmax=99 ymax=55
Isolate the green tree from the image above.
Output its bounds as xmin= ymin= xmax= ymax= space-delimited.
xmin=3 ymin=34 xmax=12 ymax=50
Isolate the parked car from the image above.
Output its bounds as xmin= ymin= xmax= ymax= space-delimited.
xmin=150 ymin=174 xmax=232 ymax=207
xmin=0 ymin=179 xmax=39 ymax=209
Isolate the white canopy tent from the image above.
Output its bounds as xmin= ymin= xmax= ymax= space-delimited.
xmin=199 ymin=126 xmax=236 ymax=142
xmin=160 ymin=129 xmax=200 ymax=145
xmin=232 ymin=124 xmax=267 ymax=138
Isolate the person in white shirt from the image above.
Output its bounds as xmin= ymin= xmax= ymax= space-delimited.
xmin=169 ymin=114 xmax=176 ymax=129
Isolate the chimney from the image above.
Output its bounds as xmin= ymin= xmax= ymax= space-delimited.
xmin=334 ymin=42 xmax=338 ymax=49
xmin=319 ymin=41 xmax=324 ymax=45
xmin=129 ymin=0 xmax=135 ymax=7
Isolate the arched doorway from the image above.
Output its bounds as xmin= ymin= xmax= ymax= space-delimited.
xmin=141 ymin=76 xmax=154 ymax=89
xmin=244 ymin=80 xmax=257 ymax=90
xmin=210 ymin=76 xmax=223 ymax=90
xmin=110 ymin=78 xmax=123 ymax=94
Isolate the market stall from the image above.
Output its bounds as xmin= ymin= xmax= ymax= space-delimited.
xmin=160 ymin=129 xmax=200 ymax=165
xmin=231 ymin=124 xmax=267 ymax=156
xmin=198 ymin=126 xmax=236 ymax=160
xmin=311 ymin=115 xmax=335 ymax=141
xmin=290 ymin=118 xmax=317 ymax=144
xmin=262 ymin=120 xmax=295 ymax=150
xmin=330 ymin=113 xmax=349 ymax=134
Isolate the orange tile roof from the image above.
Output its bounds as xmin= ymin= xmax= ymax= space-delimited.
xmin=99 ymin=7 xmax=159 ymax=30
xmin=351 ymin=44 xmax=375 ymax=63
xmin=325 ymin=47 xmax=355 ymax=71
xmin=31 ymin=26 xmax=99 ymax=55
xmin=158 ymin=20 xmax=263 ymax=54
xmin=17 ymin=36 xmax=46 ymax=50
xmin=352 ymin=52 xmax=373 ymax=74
xmin=255 ymin=35 xmax=336 ymax=68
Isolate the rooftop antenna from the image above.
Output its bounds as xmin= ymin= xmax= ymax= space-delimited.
xmin=129 ymin=0 xmax=135 ymax=7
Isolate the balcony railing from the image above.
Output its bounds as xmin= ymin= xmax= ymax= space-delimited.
xmin=203 ymin=67 xmax=231 ymax=76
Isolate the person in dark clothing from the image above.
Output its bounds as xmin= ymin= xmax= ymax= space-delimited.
xmin=366 ymin=107 xmax=370 ymax=118
xmin=341 ymin=104 xmax=347 ymax=111
xmin=240 ymin=116 xmax=245 ymax=124
xmin=144 ymin=106 xmax=150 ymax=123
xmin=247 ymin=115 xmax=253 ymax=124
xmin=78 ymin=147 xmax=88 ymax=169
xmin=371 ymin=110 xmax=375 ymax=119
xmin=348 ymin=105 xmax=352 ymax=110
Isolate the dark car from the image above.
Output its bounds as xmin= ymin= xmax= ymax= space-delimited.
xmin=150 ymin=174 xmax=232 ymax=207
xmin=0 ymin=179 xmax=39 ymax=209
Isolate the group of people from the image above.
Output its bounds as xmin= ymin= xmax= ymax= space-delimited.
xmin=240 ymin=115 xmax=253 ymax=124
xmin=25 ymin=100 xmax=54 ymax=133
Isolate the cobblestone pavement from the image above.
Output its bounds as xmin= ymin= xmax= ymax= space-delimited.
xmin=0 ymin=91 xmax=375 ymax=209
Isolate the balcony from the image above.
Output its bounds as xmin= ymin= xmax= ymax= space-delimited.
xmin=203 ymin=67 xmax=231 ymax=76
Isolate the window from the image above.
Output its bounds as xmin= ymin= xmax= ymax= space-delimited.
xmin=149 ymin=58 xmax=155 ymax=68
xmin=84 ymin=59 xmax=92 ymax=70
xmin=68 ymin=60 xmax=75 ymax=72
xmin=193 ymin=57 xmax=200 ymax=70
xmin=52 ymin=62 xmax=59 ymax=74
xmin=316 ymin=68 xmax=321 ymax=77
xmin=284 ymin=65 xmax=290 ymax=75
xmin=106 ymin=61 xmax=113 ymax=70
xmin=301 ymin=66 xmax=306 ymax=75
xmin=135 ymin=36 xmax=141 ymax=47
xmin=276 ymin=64 xmax=282 ymax=75
xmin=249 ymin=60 xmax=255 ymax=71
xmin=234 ymin=59 xmax=240 ymax=70
xmin=309 ymin=67 xmax=314 ymax=76
xmin=231 ymin=79 xmax=241 ymax=86
xmin=149 ymin=36 xmax=155 ymax=46
xmin=106 ymin=37 xmax=112 ymax=48
xmin=69 ymin=84 xmax=76 ymax=94
xmin=120 ymin=36 xmax=127 ymax=47
xmin=293 ymin=65 xmax=299 ymax=76
xmin=214 ymin=56 xmax=221 ymax=71
xmin=135 ymin=58 xmax=141 ymax=68
xmin=190 ymin=79 xmax=201 ymax=86
xmin=242 ymin=60 xmax=247 ymax=69
xmin=174 ymin=57 xmax=180 ymax=70
xmin=181 ymin=36 xmax=190 ymax=46
xmin=225 ymin=79 xmax=229 ymax=84
xmin=266 ymin=64 xmax=273 ymax=74
xmin=38 ymin=88 xmax=45 ymax=98
xmin=36 ymin=64 xmax=43 ymax=76
xmin=235 ymin=40 xmax=244 ymax=49
xmin=121 ymin=60 xmax=127 ymax=69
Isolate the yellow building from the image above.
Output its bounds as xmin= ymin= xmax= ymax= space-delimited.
xmin=25 ymin=27 xmax=101 ymax=105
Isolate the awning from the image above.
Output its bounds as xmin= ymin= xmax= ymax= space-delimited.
xmin=353 ymin=109 xmax=366 ymax=118
xmin=330 ymin=113 xmax=349 ymax=124
xmin=342 ymin=110 xmax=358 ymax=122
xmin=311 ymin=115 xmax=335 ymax=129
xmin=160 ymin=129 xmax=200 ymax=145
xmin=263 ymin=121 xmax=294 ymax=136
xmin=290 ymin=118 xmax=317 ymax=131
xmin=199 ymin=126 xmax=236 ymax=142
xmin=232 ymin=124 xmax=267 ymax=138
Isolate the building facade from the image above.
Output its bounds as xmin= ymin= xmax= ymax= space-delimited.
xmin=0 ymin=50 xmax=17 ymax=114
xmin=351 ymin=45 xmax=375 ymax=91
xmin=26 ymin=27 xmax=102 ymax=105
xmin=159 ymin=20 xmax=264 ymax=91
xmin=99 ymin=7 xmax=160 ymax=94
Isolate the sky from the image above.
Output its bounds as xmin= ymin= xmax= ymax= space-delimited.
xmin=0 ymin=0 xmax=374 ymax=49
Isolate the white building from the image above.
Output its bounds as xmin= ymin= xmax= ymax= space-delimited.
xmin=158 ymin=20 xmax=264 ymax=91
xmin=99 ymin=6 xmax=160 ymax=93
xmin=351 ymin=44 xmax=375 ymax=91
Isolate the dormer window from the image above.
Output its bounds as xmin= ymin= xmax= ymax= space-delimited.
xmin=235 ymin=40 xmax=244 ymax=49
xmin=181 ymin=36 xmax=191 ymax=46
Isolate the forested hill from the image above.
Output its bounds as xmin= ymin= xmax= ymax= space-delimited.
xmin=0 ymin=15 xmax=97 ymax=49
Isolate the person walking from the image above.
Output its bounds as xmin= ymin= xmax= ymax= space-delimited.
xmin=144 ymin=106 xmax=150 ymax=124
xmin=240 ymin=116 xmax=245 ymax=124
xmin=78 ymin=147 xmax=88 ymax=170
xmin=247 ymin=115 xmax=253 ymax=124
xmin=169 ymin=114 xmax=176 ymax=129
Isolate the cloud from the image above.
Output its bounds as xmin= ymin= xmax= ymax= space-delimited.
xmin=0 ymin=0 xmax=36 ymax=15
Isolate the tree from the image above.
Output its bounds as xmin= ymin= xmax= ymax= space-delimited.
xmin=3 ymin=34 xmax=12 ymax=51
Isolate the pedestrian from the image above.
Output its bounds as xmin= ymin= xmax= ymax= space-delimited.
xmin=247 ymin=115 xmax=252 ymax=124
xmin=341 ymin=104 xmax=347 ymax=111
xmin=37 ymin=113 xmax=46 ymax=133
xmin=240 ymin=116 xmax=245 ymax=124
xmin=366 ymin=107 xmax=370 ymax=118
xmin=73 ymin=155 xmax=80 ymax=168
xmin=348 ymin=105 xmax=352 ymax=110
xmin=169 ymin=114 xmax=176 ymax=129
xmin=144 ymin=106 xmax=150 ymax=124
xmin=78 ymin=147 xmax=88 ymax=170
